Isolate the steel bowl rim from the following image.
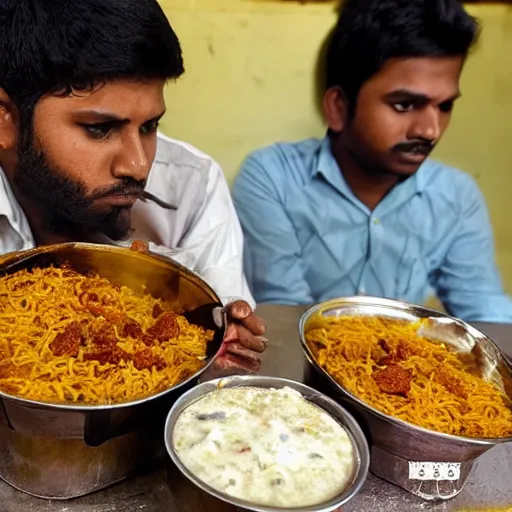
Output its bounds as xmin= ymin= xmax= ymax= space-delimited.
xmin=0 ymin=242 xmax=223 ymax=302
xmin=0 ymin=242 xmax=224 ymax=411
xmin=164 ymin=374 xmax=370 ymax=512
xmin=299 ymin=295 xmax=512 ymax=445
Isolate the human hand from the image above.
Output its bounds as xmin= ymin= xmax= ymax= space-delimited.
xmin=211 ymin=300 xmax=267 ymax=375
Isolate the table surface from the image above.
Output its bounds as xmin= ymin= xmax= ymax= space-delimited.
xmin=3 ymin=304 xmax=512 ymax=512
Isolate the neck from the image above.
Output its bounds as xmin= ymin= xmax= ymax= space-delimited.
xmin=330 ymin=137 xmax=400 ymax=211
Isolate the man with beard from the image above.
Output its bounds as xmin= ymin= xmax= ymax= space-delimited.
xmin=0 ymin=0 xmax=266 ymax=375
xmin=233 ymin=0 xmax=512 ymax=322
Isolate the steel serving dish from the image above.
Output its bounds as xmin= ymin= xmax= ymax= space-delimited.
xmin=0 ymin=242 xmax=226 ymax=499
xmin=299 ymin=296 xmax=512 ymax=501
xmin=164 ymin=375 xmax=369 ymax=512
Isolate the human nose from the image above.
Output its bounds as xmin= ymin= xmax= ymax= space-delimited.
xmin=408 ymin=107 xmax=441 ymax=143
xmin=112 ymin=133 xmax=150 ymax=181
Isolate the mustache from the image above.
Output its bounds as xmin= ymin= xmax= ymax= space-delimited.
xmin=392 ymin=140 xmax=435 ymax=156
xmin=89 ymin=178 xmax=146 ymax=200
xmin=89 ymin=179 xmax=177 ymax=210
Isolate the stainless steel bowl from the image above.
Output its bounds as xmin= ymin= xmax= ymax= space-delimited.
xmin=0 ymin=242 xmax=226 ymax=499
xmin=164 ymin=375 xmax=369 ymax=512
xmin=299 ymin=296 xmax=512 ymax=501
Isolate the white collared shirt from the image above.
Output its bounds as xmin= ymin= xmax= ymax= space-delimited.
xmin=0 ymin=132 xmax=254 ymax=307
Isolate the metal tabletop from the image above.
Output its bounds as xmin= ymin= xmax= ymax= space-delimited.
xmin=2 ymin=304 xmax=512 ymax=512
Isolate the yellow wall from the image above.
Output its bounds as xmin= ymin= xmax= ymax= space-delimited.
xmin=159 ymin=0 xmax=512 ymax=292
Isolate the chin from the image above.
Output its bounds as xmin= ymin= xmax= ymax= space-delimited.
xmin=387 ymin=161 xmax=424 ymax=178
xmin=99 ymin=207 xmax=133 ymax=241
xmin=393 ymin=168 xmax=420 ymax=179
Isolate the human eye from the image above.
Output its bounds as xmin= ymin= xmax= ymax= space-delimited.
xmin=439 ymin=100 xmax=454 ymax=113
xmin=393 ymin=101 xmax=415 ymax=113
xmin=140 ymin=119 xmax=160 ymax=135
xmin=81 ymin=123 xmax=113 ymax=140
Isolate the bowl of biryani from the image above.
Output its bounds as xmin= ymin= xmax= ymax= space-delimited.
xmin=0 ymin=242 xmax=225 ymax=499
xmin=164 ymin=375 xmax=369 ymax=512
xmin=299 ymin=296 xmax=512 ymax=501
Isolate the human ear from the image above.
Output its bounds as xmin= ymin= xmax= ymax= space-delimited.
xmin=0 ymin=88 xmax=18 ymax=151
xmin=323 ymin=86 xmax=349 ymax=134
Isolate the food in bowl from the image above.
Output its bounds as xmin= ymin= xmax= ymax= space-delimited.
xmin=0 ymin=265 xmax=213 ymax=405
xmin=305 ymin=313 xmax=512 ymax=438
xmin=172 ymin=385 xmax=356 ymax=508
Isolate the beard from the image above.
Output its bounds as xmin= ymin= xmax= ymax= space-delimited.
xmin=13 ymin=134 xmax=146 ymax=242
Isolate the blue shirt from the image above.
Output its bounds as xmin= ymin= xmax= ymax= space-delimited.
xmin=233 ymin=137 xmax=512 ymax=323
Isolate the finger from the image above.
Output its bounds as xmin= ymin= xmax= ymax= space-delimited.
xmin=240 ymin=313 xmax=266 ymax=336
xmin=224 ymin=342 xmax=263 ymax=363
xmin=213 ymin=353 xmax=261 ymax=374
xmin=224 ymin=324 xmax=267 ymax=352
xmin=225 ymin=300 xmax=252 ymax=321
xmin=129 ymin=240 xmax=149 ymax=253
xmin=222 ymin=323 xmax=239 ymax=344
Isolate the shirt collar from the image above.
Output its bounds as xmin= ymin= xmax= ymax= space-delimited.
xmin=0 ymin=165 xmax=20 ymax=223
xmin=314 ymin=136 xmax=355 ymax=199
xmin=0 ymin=165 xmax=34 ymax=245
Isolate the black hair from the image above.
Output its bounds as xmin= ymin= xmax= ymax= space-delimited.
xmin=0 ymin=0 xmax=184 ymax=127
xmin=326 ymin=0 xmax=479 ymax=106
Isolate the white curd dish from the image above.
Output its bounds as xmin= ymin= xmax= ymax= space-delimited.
xmin=164 ymin=375 xmax=369 ymax=512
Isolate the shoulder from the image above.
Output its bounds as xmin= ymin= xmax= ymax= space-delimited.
xmin=154 ymin=132 xmax=218 ymax=175
xmin=418 ymin=159 xmax=484 ymax=203
xmin=234 ymin=138 xmax=322 ymax=195
xmin=240 ymin=138 xmax=322 ymax=177
xmin=149 ymin=132 xmax=224 ymax=190
xmin=144 ymin=133 xmax=226 ymax=216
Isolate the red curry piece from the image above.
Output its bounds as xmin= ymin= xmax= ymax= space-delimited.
xmin=49 ymin=322 xmax=82 ymax=357
xmin=373 ymin=365 xmax=412 ymax=396
xmin=147 ymin=312 xmax=180 ymax=341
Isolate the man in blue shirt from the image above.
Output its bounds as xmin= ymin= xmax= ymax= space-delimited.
xmin=233 ymin=0 xmax=512 ymax=322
